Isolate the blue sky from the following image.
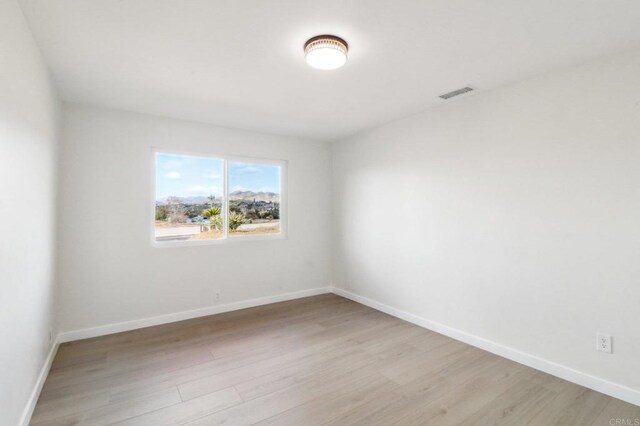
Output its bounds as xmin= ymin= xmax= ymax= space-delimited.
xmin=156 ymin=153 xmax=280 ymax=200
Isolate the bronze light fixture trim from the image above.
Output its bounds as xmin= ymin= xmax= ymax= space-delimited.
xmin=304 ymin=35 xmax=348 ymax=70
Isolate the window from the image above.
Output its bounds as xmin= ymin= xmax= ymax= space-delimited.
xmin=154 ymin=151 xmax=285 ymax=244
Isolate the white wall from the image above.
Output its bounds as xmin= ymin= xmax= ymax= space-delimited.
xmin=0 ymin=1 xmax=60 ymax=425
xmin=332 ymin=49 xmax=640 ymax=396
xmin=57 ymin=105 xmax=332 ymax=333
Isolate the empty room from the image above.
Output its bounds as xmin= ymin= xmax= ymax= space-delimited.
xmin=2 ymin=0 xmax=640 ymax=424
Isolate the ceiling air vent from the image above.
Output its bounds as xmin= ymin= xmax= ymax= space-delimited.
xmin=439 ymin=86 xmax=474 ymax=100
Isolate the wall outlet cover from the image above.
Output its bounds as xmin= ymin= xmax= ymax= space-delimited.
xmin=597 ymin=333 xmax=612 ymax=353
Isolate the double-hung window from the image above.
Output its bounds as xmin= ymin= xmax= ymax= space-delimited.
xmin=153 ymin=150 xmax=286 ymax=244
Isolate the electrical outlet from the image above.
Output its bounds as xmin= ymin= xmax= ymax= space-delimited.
xmin=49 ymin=328 xmax=53 ymax=343
xmin=597 ymin=333 xmax=612 ymax=353
xmin=215 ymin=291 xmax=220 ymax=303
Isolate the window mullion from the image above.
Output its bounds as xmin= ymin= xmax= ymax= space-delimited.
xmin=223 ymin=159 xmax=229 ymax=239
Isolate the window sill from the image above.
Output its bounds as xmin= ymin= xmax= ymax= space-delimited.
xmin=152 ymin=232 xmax=288 ymax=248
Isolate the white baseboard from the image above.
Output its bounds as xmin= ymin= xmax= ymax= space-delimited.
xmin=20 ymin=337 xmax=59 ymax=426
xmin=58 ymin=287 xmax=332 ymax=343
xmin=23 ymin=287 xmax=330 ymax=425
xmin=27 ymin=284 xmax=637 ymax=426
xmin=331 ymin=286 xmax=640 ymax=407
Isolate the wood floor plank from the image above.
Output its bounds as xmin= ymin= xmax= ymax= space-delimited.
xmin=183 ymin=359 xmax=386 ymax=425
xmin=178 ymin=344 xmax=367 ymax=401
xmin=32 ymin=388 xmax=182 ymax=426
xmin=254 ymin=373 xmax=396 ymax=425
xmin=32 ymin=294 xmax=640 ymax=425
xmin=234 ymin=347 xmax=376 ymax=402
xmin=114 ymin=387 xmax=241 ymax=426
xmin=525 ymin=386 xmax=611 ymax=426
xmin=589 ymin=397 xmax=640 ymax=426
xmin=31 ymin=391 xmax=111 ymax=424
xmin=385 ymin=358 xmax=534 ymax=425
xmin=458 ymin=379 xmax=558 ymax=425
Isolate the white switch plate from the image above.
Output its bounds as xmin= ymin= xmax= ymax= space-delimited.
xmin=597 ymin=333 xmax=612 ymax=353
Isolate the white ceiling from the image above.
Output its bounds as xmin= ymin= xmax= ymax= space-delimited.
xmin=19 ymin=0 xmax=640 ymax=141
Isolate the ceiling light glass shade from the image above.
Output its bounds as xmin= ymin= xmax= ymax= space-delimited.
xmin=304 ymin=35 xmax=348 ymax=70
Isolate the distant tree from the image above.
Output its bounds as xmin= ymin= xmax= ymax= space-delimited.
xmin=155 ymin=205 xmax=168 ymax=221
xmin=166 ymin=196 xmax=187 ymax=223
xmin=229 ymin=201 xmax=242 ymax=214
xmin=211 ymin=215 xmax=223 ymax=230
xmin=202 ymin=207 xmax=222 ymax=229
xmin=202 ymin=207 xmax=221 ymax=218
xmin=245 ymin=208 xmax=259 ymax=220
xmin=228 ymin=211 xmax=246 ymax=231
xmin=257 ymin=209 xmax=272 ymax=220
xmin=202 ymin=207 xmax=222 ymax=230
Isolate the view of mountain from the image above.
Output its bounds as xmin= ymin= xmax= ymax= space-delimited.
xmin=229 ymin=191 xmax=279 ymax=202
xmin=157 ymin=191 xmax=279 ymax=205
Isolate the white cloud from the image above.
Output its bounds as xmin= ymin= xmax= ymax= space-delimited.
xmin=202 ymin=170 xmax=221 ymax=180
xmin=188 ymin=185 xmax=221 ymax=195
xmin=163 ymin=160 xmax=183 ymax=170
xmin=165 ymin=171 xmax=181 ymax=179
xmin=233 ymin=166 xmax=261 ymax=175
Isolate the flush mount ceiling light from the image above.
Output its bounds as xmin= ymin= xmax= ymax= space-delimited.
xmin=304 ymin=35 xmax=348 ymax=70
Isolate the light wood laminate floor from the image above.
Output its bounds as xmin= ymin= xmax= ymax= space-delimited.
xmin=32 ymin=294 xmax=639 ymax=425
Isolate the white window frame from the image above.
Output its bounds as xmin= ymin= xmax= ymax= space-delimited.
xmin=151 ymin=148 xmax=288 ymax=247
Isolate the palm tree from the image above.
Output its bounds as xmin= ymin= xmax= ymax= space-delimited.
xmin=202 ymin=207 xmax=222 ymax=230
xmin=228 ymin=211 xmax=246 ymax=231
xmin=202 ymin=207 xmax=221 ymax=218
